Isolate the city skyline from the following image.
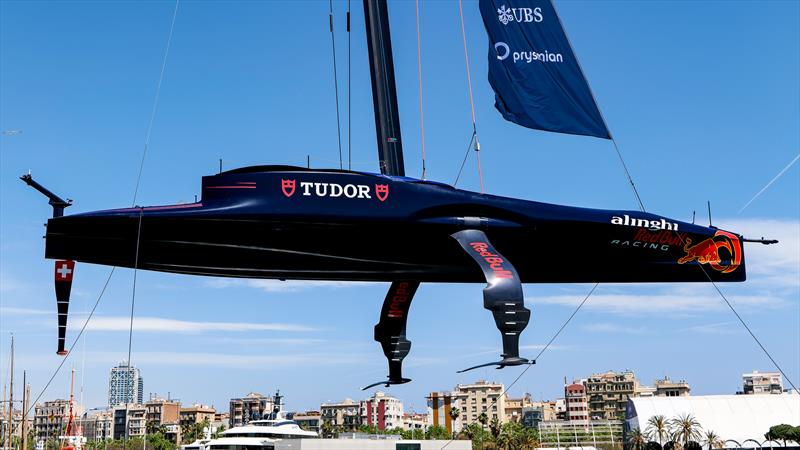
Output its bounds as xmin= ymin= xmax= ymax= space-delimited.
xmin=1 ymin=0 xmax=798 ymax=415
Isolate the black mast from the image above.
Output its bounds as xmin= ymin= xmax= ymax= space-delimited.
xmin=363 ymin=0 xmax=405 ymax=177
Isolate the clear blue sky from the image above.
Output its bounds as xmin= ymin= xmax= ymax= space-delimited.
xmin=1 ymin=0 xmax=798 ymax=414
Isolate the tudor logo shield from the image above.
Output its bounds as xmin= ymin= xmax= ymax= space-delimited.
xmin=375 ymin=184 xmax=389 ymax=202
xmin=281 ymin=179 xmax=296 ymax=197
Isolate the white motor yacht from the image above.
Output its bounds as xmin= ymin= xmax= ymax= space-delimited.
xmin=200 ymin=392 xmax=317 ymax=450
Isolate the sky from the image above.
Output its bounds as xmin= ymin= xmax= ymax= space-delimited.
xmin=1 ymin=0 xmax=798 ymax=415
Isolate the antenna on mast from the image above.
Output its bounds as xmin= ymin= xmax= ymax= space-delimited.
xmin=707 ymin=201 xmax=714 ymax=228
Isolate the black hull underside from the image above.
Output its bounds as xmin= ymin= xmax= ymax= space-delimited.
xmin=45 ymin=214 xmax=745 ymax=283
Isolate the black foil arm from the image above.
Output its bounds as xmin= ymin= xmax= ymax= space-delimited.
xmin=452 ymin=229 xmax=532 ymax=372
xmin=363 ymin=280 xmax=420 ymax=389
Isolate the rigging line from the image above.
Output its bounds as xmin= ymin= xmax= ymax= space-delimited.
xmin=611 ymin=138 xmax=646 ymax=212
xmin=131 ymin=0 xmax=180 ymax=207
xmin=347 ymin=0 xmax=352 ymax=171
xmin=11 ymin=267 xmax=117 ymax=437
xmin=675 ymin=232 xmax=799 ymax=394
xmin=438 ymin=283 xmax=599 ymax=450
xmin=125 ymin=209 xmax=144 ymax=380
xmin=453 ymin=131 xmax=476 ymax=187
xmin=548 ymin=1 xmax=644 ymax=212
xmin=457 ymin=0 xmax=484 ymax=193
xmin=415 ymin=0 xmax=427 ymax=180
xmin=739 ymin=152 xmax=800 ymax=213
xmin=329 ymin=0 xmax=344 ymax=170
xmin=706 ymin=276 xmax=798 ymax=393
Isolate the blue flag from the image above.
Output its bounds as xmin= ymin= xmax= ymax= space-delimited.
xmin=480 ymin=0 xmax=611 ymax=139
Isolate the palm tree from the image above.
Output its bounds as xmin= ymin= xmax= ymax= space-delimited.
xmin=703 ymin=430 xmax=722 ymax=450
xmin=628 ymin=428 xmax=647 ymax=450
xmin=449 ymin=407 xmax=461 ymax=438
xmin=646 ymin=415 xmax=669 ymax=447
xmin=478 ymin=412 xmax=489 ymax=430
xmin=669 ymin=413 xmax=702 ymax=446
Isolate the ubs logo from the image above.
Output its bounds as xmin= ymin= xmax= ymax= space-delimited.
xmin=497 ymin=5 xmax=543 ymax=25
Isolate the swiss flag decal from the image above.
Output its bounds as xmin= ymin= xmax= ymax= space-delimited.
xmin=54 ymin=260 xmax=75 ymax=282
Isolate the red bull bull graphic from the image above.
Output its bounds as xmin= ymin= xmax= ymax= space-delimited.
xmin=678 ymin=230 xmax=742 ymax=274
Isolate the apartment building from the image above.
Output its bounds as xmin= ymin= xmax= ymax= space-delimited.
xmin=584 ymin=370 xmax=639 ymax=420
xmin=79 ymin=411 xmax=113 ymax=441
xmin=742 ymin=370 xmax=783 ymax=395
xmin=360 ymin=391 xmax=403 ymax=431
xmin=451 ymin=380 xmax=506 ymax=428
xmin=504 ymin=393 xmax=533 ymax=424
xmin=320 ymin=398 xmax=361 ymax=432
xmin=112 ymin=404 xmax=146 ymax=440
xmin=229 ymin=393 xmax=274 ymax=428
xmin=33 ymin=400 xmax=83 ymax=442
xmin=180 ymin=404 xmax=216 ymax=428
xmin=146 ymin=397 xmax=180 ymax=425
xmin=565 ymin=383 xmax=588 ymax=424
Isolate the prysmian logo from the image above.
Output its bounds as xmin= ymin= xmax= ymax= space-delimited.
xmin=494 ymin=42 xmax=563 ymax=63
xmin=497 ymin=5 xmax=543 ymax=25
xmin=610 ymin=214 xmax=679 ymax=231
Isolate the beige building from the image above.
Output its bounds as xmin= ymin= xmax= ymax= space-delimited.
xmin=402 ymin=413 xmax=428 ymax=432
xmin=229 ymin=393 xmax=274 ymax=428
xmin=180 ymin=404 xmax=216 ymax=427
xmin=742 ymin=370 xmax=783 ymax=394
xmin=584 ymin=370 xmax=639 ymax=420
xmin=33 ymin=399 xmax=83 ymax=441
xmin=113 ymin=404 xmax=146 ymax=439
xmin=79 ymin=410 xmax=113 ymax=441
xmin=451 ymin=380 xmax=506 ymax=429
xmin=504 ymin=393 xmax=533 ymax=424
xmin=213 ymin=412 xmax=229 ymax=431
xmin=320 ymin=398 xmax=361 ymax=432
xmin=637 ymin=376 xmax=691 ymax=397
xmin=291 ymin=411 xmax=321 ymax=434
xmin=360 ymin=391 xmax=403 ymax=431
xmin=146 ymin=398 xmax=181 ymax=425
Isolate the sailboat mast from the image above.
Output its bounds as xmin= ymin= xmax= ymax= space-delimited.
xmin=8 ymin=335 xmax=13 ymax=450
xmin=363 ymin=0 xmax=406 ymax=177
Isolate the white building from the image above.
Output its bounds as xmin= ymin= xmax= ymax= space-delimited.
xmin=626 ymin=393 xmax=800 ymax=446
xmin=401 ymin=413 xmax=428 ymax=432
xmin=742 ymin=370 xmax=783 ymax=395
xmin=108 ymin=362 xmax=143 ymax=407
xmin=360 ymin=391 xmax=403 ymax=431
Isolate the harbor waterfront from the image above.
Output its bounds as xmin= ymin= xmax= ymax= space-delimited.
xmin=2 ymin=368 xmax=798 ymax=450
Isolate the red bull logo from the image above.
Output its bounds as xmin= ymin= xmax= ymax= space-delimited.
xmin=677 ymin=230 xmax=742 ymax=273
xmin=387 ymin=281 xmax=412 ymax=319
xmin=469 ymin=242 xmax=513 ymax=279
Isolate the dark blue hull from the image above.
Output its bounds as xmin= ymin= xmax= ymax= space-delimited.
xmin=44 ymin=166 xmax=746 ymax=283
